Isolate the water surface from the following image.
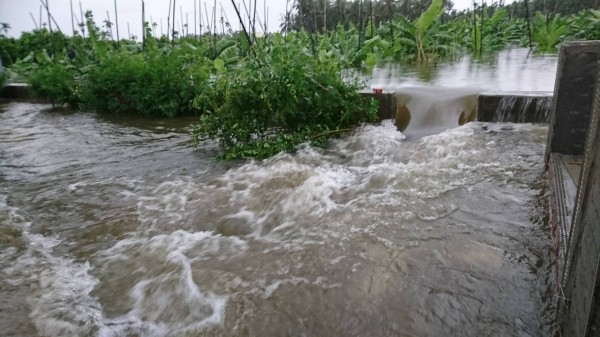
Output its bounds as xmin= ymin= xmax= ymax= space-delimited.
xmin=0 ymin=102 xmax=556 ymax=336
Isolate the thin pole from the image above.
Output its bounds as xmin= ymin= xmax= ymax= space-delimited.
xmin=167 ymin=0 xmax=172 ymax=41
xmin=114 ymin=0 xmax=120 ymax=42
xmin=284 ymin=0 xmax=289 ymax=38
xmin=70 ymin=0 xmax=75 ymax=34
xmin=200 ymin=0 xmax=203 ymax=35
xmin=204 ymin=2 xmax=211 ymax=34
xmin=230 ymin=0 xmax=253 ymax=49
xmin=40 ymin=0 xmax=63 ymax=34
xmin=252 ymin=0 xmax=257 ymax=38
xmin=194 ymin=0 xmax=197 ymax=36
xmin=106 ymin=11 xmax=113 ymax=40
xmin=213 ymin=0 xmax=217 ymax=38
xmin=186 ymin=13 xmax=189 ymax=36
xmin=127 ymin=22 xmax=131 ymax=39
xmin=180 ymin=6 xmax=184 ymax=36
xmin=172 ymin=0 xmax=176 ymax=42
xmin=142 ymin=0 xmax=146 ymax=48
xmin=79 ymin=1 xmax=85 ymax=37
xmin=30 ymin=12 xmax=40 ymax=30
xmin=39 ymin=5 xmax=43 ymax=30
xmin=46 ymin=0 xmax=52 ymax=32
xmin=161 ymin=18 xmax=163 ymax=36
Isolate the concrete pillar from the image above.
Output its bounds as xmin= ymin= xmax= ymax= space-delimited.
xmin=554 ymin=41 xmax=600 ymax=337
xmin=546 ymin=42 xmax=600 ymax=161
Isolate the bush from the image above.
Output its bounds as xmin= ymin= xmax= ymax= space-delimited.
xmin=28 ymin=62 xmax=78 ymax=107
xmin=191 ymin=36 xmax=378 ymax=159
xmin=80 ymin=48 xmax=211 ymax=117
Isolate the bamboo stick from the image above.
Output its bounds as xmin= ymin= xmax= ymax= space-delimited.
xmin=70 ymin=0 xmax=75 ymax=34
xmin=114 ymin=0 xmax=120 ymax=42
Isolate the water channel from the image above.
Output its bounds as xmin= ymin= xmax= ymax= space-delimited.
xmin=1 ymin=48 xmax=559 ymax=336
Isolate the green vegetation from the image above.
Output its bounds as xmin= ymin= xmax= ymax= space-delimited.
xmin=0 ymin=0 xmax=599 ymax=158
xmin=192 ymin=35 xmax=378 ymax=159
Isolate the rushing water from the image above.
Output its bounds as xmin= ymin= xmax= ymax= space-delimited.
xmin=0 ymin=101 xmax=556 ymax=336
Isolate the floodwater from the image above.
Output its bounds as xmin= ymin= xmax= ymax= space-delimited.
xmin=368 ymin=48 xmax=559 ymax=92
xmin=0 ymin=99 xmax=556 ymax=336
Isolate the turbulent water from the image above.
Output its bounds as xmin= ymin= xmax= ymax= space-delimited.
xmin=0 ymin=102 xmax=556 ymax=337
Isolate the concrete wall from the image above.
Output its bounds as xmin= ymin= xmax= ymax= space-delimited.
xmin=547 ymin=41 xmax=600 ymax=337
xmin=546 ymin=42 xmax=600 ymax=160
xmin=560 ymin=67 xmax=600 ymax=337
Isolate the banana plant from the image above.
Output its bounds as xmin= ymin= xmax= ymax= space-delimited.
xmin=532 ymin=12 xmax=567 ymax=53
xmin=414 ymin=0 xmax=443 ymax=62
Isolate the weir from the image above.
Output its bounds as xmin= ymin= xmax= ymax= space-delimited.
xmin=363 ymin=88 xmax=552 ymax=133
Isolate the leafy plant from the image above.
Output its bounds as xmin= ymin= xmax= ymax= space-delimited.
xmin=191 ymin=36 xmax=378 ymax=159
xmin=80 ymin=44 xmax=211 ymax=117
xmin=533 ymin=12 xmax=568 ymax=52
xmin=27 ymin=57 xmax=78 ymax=108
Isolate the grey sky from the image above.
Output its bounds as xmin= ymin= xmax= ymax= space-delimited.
xmin=1 ymin=0 xmax=490 ymax=39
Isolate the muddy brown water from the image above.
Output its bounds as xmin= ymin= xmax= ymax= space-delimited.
xmin=0 ymin=101 xmax=556 ymax=336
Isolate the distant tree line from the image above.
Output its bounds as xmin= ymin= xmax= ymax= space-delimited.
xmin=283 ymin=0 xmax=600 ymax=33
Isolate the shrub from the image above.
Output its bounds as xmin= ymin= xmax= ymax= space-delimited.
xmin=28 ymin=62 xmax=78 ymax=107
xmin=80 ymin=48 xmax=211 ymax=117
xmin=191 ymin=36 xmax=378 ymax=159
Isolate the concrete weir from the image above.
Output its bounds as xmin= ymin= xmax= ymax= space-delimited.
xmin=361 ymin=89 xmax=552 ymax=131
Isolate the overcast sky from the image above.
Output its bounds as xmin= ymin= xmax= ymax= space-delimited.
xmin=1 ymin=0 xmax=487 ymax=39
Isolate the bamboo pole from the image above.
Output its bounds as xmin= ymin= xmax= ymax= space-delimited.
xmin=167 ymin=0 xmax=172 ymax=41
xmin=39 ymin=5 xmax=43 ymax=30
xmin=194 ymin=0 xmax=197 ymax=36
xmin=30 ymin=12 xmax=40 ymax=30
xmin=213 ymin=0 xmax=217 ymax=39
xmin=106 ymin=11 xmax=113 ymax=40
xmin=70 ymin=0 xmax=75 ymax=34
xmin=79 ymin=1 xmax=85 ymax=37
xmin=142 ymin=0 xmax=146 ymax=48
xmin=230 ymin=0 xmax=253 ymax=49
xmin=39 ymin=0 xmax=63 ymax=34
xmin=114 ymin=0 xmax=120 ymax=42
xmin=172 ymin=0 xmax=176 ymax=42
xmin=204 ymin=2 xmax=211 ymax=34
xmin=252 ymin=0 xmax=257 ymax=39
xmin=46 ymin=0 xmax=52 ymax=32
xmin=180 ymin=6 xmax=184 ymax=36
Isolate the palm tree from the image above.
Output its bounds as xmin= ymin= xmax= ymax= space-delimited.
xmin=0 ymin=22 xmax=11 ymax=36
